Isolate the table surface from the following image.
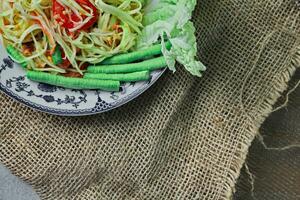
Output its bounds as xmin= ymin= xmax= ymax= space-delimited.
xmin=0 ymin=164 xmax=39 ymax=200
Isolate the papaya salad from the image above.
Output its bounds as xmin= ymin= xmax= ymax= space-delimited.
xmin=0 ymin=0 xmax=205 ymax=91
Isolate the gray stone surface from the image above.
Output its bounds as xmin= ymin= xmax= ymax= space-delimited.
xmin=0 ymin=164 xmax=39 ymax=200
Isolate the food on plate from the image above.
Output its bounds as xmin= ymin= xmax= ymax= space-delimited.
xmin=0 ymin=0 xmax=205 ymax=91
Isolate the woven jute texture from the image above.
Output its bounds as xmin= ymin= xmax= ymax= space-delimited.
xmin=234 ymin=70 xmax=300 ymax=200
xmin=1 ymin=0 xmax=300 ymax=199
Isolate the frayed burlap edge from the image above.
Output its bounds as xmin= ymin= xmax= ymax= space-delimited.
xmin=16 ymin=47 xmax=300 ymax=200
xmin=225 ymin=37 xmax=300 ymax=199
xmin=9 ymin=34 xmax=300 ymax=200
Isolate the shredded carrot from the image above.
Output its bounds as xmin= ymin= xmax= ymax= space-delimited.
xmin=22 ymin=44 xmax=35 ymax=56
xmin=3 ymin=18 xmax=10 ymax=25
xmin=112 ymin=24 xmax=122 ymax=33
xmin=32 ymin=11 xmax=56 ymax=54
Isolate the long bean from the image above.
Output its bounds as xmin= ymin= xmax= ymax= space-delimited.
xmin=101 ymin=41 xmax=172 ymax=65
xmin=88 ymin=56 xmax=167 ymax=74
xmin=27 ymin=71 xmax=120 ymax=91
xmin=6 ymin=45 xmax=27 ymax=68
xmin=84 ymin=71 xmax=150 ymax=82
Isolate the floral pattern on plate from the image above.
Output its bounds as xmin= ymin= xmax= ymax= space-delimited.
xmin=0 ymin=47 xmax=165 ymax=116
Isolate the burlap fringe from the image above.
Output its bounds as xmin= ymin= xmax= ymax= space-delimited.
xmin=225 ymin=35 xmax=300 ymax=199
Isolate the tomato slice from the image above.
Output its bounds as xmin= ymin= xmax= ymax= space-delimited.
xmin=52 ymin=0 xmax=98 ymax=31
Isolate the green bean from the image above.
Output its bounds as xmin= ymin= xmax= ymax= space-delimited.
xmin=27 ymin=71 xmax=120 ymax=91
xmin=101 ymin=41 xmax=172 ymax=65
xmin=6 ymin=45 xmax=27 ymax=68
xmin=84 ymin=71 xmax=150 ymax=82
xmin=88 ymin=56 xmax=167 ymax=74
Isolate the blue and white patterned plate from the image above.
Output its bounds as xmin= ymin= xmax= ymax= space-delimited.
xmin=0 ymin=47 xmax=165 ymax=116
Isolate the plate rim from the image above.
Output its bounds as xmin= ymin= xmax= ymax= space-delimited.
xmin=0 ymin=68 xmax=166 ymax=116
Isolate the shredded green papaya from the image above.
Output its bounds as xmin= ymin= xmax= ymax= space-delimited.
xmin=1 ymin=0 xmax=204 ymax=89
xmin=0 ymin=0 xmax=144 ymax=75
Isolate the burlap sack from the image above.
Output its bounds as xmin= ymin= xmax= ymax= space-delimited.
xmin=1 ymin=0 xmax=299 ymax=199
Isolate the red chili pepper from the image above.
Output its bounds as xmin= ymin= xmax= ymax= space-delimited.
xmin=52 ymin=0 xmax=99 ymax=32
